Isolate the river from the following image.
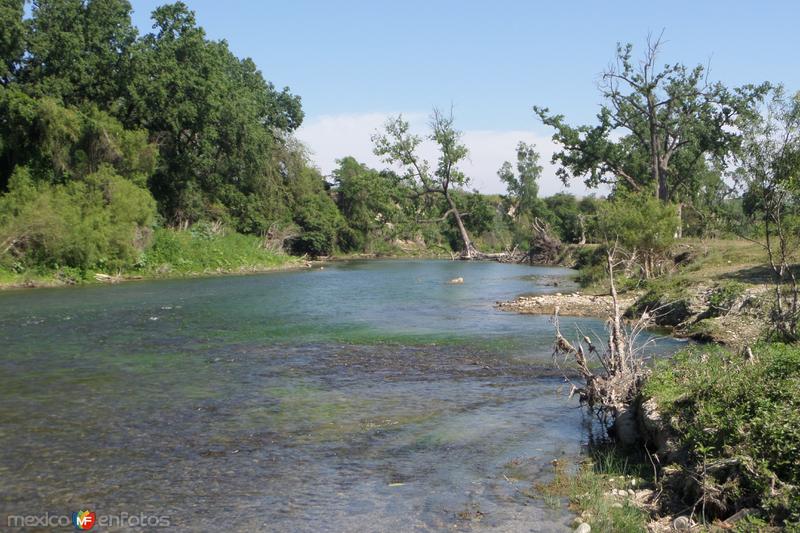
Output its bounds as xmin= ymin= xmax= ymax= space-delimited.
xmin=0 ymin=260 xmax=682 ymax=531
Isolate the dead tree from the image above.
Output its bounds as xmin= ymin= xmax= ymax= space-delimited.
xmin=552 ymin=244 xmax=654 ymax=444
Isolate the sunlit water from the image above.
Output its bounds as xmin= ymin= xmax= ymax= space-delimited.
xmin=0 ymin=260 xmax=684 ymax=531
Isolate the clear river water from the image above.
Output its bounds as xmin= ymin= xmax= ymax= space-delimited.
xmin=0 ymin=260 xmax=683 ymax=531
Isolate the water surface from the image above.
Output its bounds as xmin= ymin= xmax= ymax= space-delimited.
xmin=0 ymin=260 xmax=682 ymax=531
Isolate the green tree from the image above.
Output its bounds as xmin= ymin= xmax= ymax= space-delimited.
xmin=21 ymin=0 xmax=138 ymax=107
xmin=535 ymin=33 xmax=766 ymax=204
xmin=735 ymin=87 xmax=800 ymax=340
xmin=333 ymin=156 xmax=402 ymax=252
xmin=373 ymin=109 xmax=480 ymax=258
xmin=595 ymin=193 xmax=679 ymax=278
xmin=0 ymin=92 xmax=158 ymax=271
xmin=498 ymin=141 xmax=543 ymax=223
xmin=125 ymin=2 xmax=303 ymax=227
xmin=0 ymin=0 xmax=25 ymax=84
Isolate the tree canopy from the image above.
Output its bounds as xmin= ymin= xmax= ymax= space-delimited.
xmin=535 ymin=33 xmax=767 ymax=205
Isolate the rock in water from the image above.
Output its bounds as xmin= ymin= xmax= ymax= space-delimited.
xmin=575 ymin=523 xmax=591 ymax=533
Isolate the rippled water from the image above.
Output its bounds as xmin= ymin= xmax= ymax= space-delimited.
xmin=0 ymin=260 xmax=683 ymax=531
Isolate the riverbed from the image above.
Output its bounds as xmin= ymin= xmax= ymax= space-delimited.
xmin=0 ymin=260 xmax=683 ymax=531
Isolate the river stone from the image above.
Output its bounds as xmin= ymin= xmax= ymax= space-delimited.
xmin=574 ymin=523 xmax=591 ymax=533
xmin=613 ymin=405 xmax=639 ymax=446
xmin=639 ymin=398 xmax=681 ymax=462
xmin=672 ymin=516 xmax=691 ymax=530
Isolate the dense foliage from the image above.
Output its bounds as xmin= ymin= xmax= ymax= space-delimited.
xmin=0 ymin=1 xmax=532 ymax=274
xmin=645 ymin=344 xmax=800 ymax=527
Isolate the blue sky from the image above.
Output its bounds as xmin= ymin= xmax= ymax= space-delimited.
xmin=130 ymin=1 xmax=800 ymax=194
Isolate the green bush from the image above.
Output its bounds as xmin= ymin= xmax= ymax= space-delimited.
xmin=596 ymin=193 xmax=679 ymax=278
xmin=645 ymin=344 xmax=800 ymax=526
xmin=290 ymin=192 xmax=344 ymax=256
xmin=139 ymin=227 xmax=292 ymax=274
xmin=0 ymin=165 xmax=155 ymax=271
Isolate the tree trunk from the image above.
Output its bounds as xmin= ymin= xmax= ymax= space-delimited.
xmin=657 ymin=160 xmax=669 ymax=202
xmin=445 ymin=191 xmax=475 ymax=258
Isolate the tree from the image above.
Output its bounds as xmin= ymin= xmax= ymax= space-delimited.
xmin=0 ymin=0 xmax=25 ymax=85
xmin=21 ymin=0 xmax=138 ymax=108
xmin=333 ymin=156 xmax=402 ymax=252
xmin=735 ymin=87 xmax=800 ymax=340
xmin=498 ymin=141 xmax=543 ymax=223
xmin=535 ymin=33 xmax=766 ymax=204
xmin=0 ymin=98 xmax=158 ymax=271
xmin=372 ymin=109 xmax=480 ymax=258
xmin=124 ymin=2 xmax=304 ymax=227
xmin=595 ymin=192 xmax=679 ymax=278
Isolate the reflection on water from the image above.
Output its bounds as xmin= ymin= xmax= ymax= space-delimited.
xmin=0 ymin=260 xmax=681 ymax=531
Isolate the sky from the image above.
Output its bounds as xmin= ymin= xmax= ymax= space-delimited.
xmin=130 ymin=1 xmax=800 ymax=196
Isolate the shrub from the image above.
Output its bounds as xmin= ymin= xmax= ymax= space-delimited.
xmin=645 ymin=344 xmax=800 ymax=526
xmin=595 ymin=193 xmax=679 ymax=278
xmin=0 ymin=165 xmax=156 ymax=271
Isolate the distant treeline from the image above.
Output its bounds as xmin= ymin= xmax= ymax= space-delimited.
xmin=0 ymin=0 xmax=593 ymax=273
xmin=1 ymin=2 xmax=796 ymax=278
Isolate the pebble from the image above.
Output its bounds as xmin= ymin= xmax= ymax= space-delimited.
xmin=575 ymin=523 xmax=591 ymax=533
xmin=672 ymin=516 xmax=691 ymax=530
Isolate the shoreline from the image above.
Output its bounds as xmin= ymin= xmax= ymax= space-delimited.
xmin=496 ymin=291 xmax=637 ymax=318
xmin=497 ymin=285 xmax=769 ymax=348
xmin=0 ymin=260 xmax=315 ymax=291
xmin=0 ymin=250 xmax=519 ymax=291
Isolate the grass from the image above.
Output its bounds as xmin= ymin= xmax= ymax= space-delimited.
xmin=577 ymin=238 xmax=768 ymax=294
xmin=675 ymin=238 xmax=769 ymax=284
xmin=537 ymin=446 xmax=652 ymax=532
xmin=137 ymin=227 xmax=299 ymax=275
xmin=0 ymin=227 xmax=302 ymax=289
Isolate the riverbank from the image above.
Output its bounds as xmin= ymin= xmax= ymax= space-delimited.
xmin=0 ymin=228 xmax=310 ymax=290
xmin=504 ymin=239 xmax=799 ymax=531
xmin=496 ymin=291 xmax=638 ymax=318
xmin=498 ymin=239 xmax=774 ymax=348
xmin=0 ymin=260 xmax=313 ymax=290
xmin=546 ymin=343 xmax=800 ymax=532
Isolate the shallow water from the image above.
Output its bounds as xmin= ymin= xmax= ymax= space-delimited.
xmin=0 ymin=260 xmax=683 ymax=531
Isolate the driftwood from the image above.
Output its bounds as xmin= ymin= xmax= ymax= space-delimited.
xmin=461 ymin=218 xmax=563 ymax=264
xmin=526 ymin=218 xmax=563 ymax=264
xmin=551 ymin=244 xmax=654 ymax=443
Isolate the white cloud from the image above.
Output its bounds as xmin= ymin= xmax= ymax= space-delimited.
xmin=296 ymin=112 xmax=605 ymax=197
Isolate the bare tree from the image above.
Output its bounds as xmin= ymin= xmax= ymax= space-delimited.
xmin=735 ymin=87 xmax=800 ymax=340
xmin=552 ymin=243 xmax=655 ymax=443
